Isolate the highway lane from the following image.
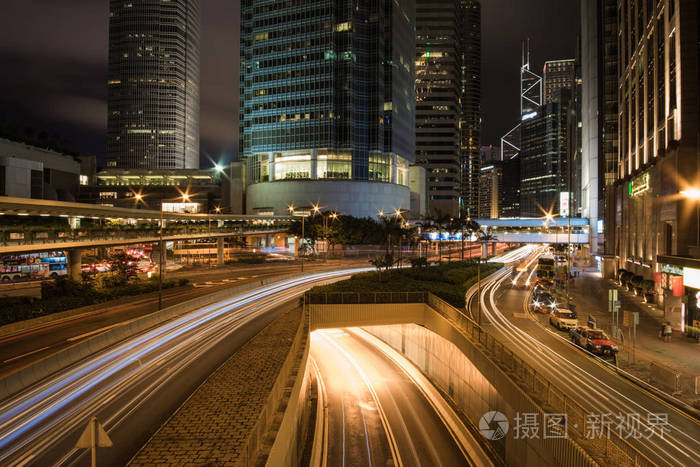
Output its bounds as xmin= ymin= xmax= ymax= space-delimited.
xmin=0 ymin=266 xmax=373 ymax=466
xmin=472 ymin=266 xmax=700 ymax=467
xmin=312 ymin=328 xmax=470 ymax=467
xmin=0 ymin=260 xmax=365 ymax=374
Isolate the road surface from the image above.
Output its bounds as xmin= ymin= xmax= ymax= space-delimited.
xmin=0 ymin=267 xmax=372 ymax=466
xmin=312 ymin=328 xmax=470 ymax=466
xmin=0 ymin=260 xmax=365 ymax=374
xmin=472 ymin=265 xmax=700 ymax=467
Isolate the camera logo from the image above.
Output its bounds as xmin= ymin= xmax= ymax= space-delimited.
xmin=479 ymin=411 xmax=509 ymax=440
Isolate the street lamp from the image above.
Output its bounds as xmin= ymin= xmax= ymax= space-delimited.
xmin=288 ymin=204 xmax=309 ymax=272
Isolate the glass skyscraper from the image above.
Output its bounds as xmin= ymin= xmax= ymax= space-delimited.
xmin=107 ymin=0 xmax=200 ymax=169
xmin=240 ymin=0 xmax=416 ymax=217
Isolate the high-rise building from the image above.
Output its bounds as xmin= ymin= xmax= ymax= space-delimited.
xmin=107 ymin=0 xmax=200 ymax=170
xmin=543 ymin=59 xmax=576 ymax=105
xmin=478 ymin=163 xmax=501 ymax=218
xmin=608 ymin=0 xmax=700 ymax=329
xmin=461 ymin=0 xmax=482 ymax=219
xmin=239 ymin=0 xmax=415 ymax=218
xmin=415 ymin=0 xmax=480 ymax=218
xmin=581 ymin=0 xmax=619 ymax=257
xmin=480 ymin=144 xmax=500 ymax=163
xmin=520 ymin=94 xmax=570 ymax=217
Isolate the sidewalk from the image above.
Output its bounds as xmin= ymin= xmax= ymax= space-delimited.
xmin=566 ymin=270 xmax=700 ymax=407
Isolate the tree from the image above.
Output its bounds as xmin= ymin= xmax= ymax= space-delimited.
xmin=369 ymin=253 xmax=397 ymax=273
xmin=108 ymin=251 xmax=139 ymax=283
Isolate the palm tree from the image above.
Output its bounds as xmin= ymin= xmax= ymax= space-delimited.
xmin=424 ymin=210 xmax=451 ymax=263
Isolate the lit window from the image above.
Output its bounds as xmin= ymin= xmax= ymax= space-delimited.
xmin=79 ymin=175 xmax=88 ymax=186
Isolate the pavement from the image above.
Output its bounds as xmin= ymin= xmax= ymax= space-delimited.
xmin=565 ymin=270 xmax=700 ymax=406
xmin=129 ymin=306 xmax=303 ymax=466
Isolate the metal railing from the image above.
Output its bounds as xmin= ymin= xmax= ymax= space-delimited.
xmin=426 ymin=293 xmax=654 ymax=467
xmin=305 ymin=291 xmax=428 ymax=305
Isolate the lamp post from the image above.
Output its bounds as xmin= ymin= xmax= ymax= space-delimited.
xmin=158 ymin=207 xmax=164 ymax=310
xmin=288 ymin=204 xmax=309 ymax=272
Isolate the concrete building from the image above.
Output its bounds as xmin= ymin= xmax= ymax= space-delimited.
xmin=480 ymin=144 xmax=500 ymax=163
xmin=415 ymin=0 xmax=481 ymax=218
xmin=581 ymin=0 xmax=618 ymax=258
xmin=107 ymin=0 xmax=200 ymax=169
xmin=0 ymin=138 xmax=81 ymax=201
xmin=408 ymin=165 xmax=428 ymax=218
xmin=608 ymin=0 xmax=700 ymax=331
xmin=543 ymin=59 xmax=576 ymax=105
xmin=239 ymin=0 xmax=415 ymax=218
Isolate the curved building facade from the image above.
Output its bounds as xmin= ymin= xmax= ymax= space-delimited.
xmin=108 ymin=0 xmax=200 ymax=169
xmin=240 ymin=0 xmax=415 ymax=217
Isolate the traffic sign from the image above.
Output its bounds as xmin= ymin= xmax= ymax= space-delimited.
xmin=76 ymin=416 xmax=112 ymax=467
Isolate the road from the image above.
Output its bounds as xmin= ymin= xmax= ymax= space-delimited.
xmin=0 ymin=267 xmax=372 ymax=466
xmin=0 ymin=260 xmax=365 ymax=374
xmin=311 ymin=328 xmax=470 ymax=467
xmin=473 ymin=265 xmax=700 ymax=467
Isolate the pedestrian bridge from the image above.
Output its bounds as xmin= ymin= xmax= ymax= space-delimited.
xmin=473 ymin=218 xmax=590 ymax=244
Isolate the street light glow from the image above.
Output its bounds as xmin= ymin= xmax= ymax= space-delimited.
xmin=681 ymin=188 xmax=700 ymax=200
xmin=214 ymin=163 xmax=224 ymax=173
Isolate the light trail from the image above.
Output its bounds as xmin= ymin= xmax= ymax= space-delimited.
xmin=0 ymin=267 xmax=373 ymax=465
xmin=471 ymin=267 xmax=700 ymax=467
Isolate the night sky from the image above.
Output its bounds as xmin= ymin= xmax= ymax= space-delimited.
xmin=0 ymin=0 xmax=577 ymax=167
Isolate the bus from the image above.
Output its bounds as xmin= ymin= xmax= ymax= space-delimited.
xmin=537 ymin=255 xmax=555 ymax=280
xmin=0 ymin=252 xmax=67 ymax=283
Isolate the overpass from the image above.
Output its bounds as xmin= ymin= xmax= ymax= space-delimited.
xmin=0 ymin=196 xmax=293 ymax=278
xmin=473 ymin=217 xmax=590 ymax=244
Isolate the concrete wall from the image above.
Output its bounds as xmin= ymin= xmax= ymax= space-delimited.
xmin=0 ymin=156 xmax=42 ymax=198
xmin=246 ymin=180 xmax=410 ymax=218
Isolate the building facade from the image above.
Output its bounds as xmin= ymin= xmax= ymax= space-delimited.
xmin=107 ymin=0 xmax=200 ymax=170
xmin=581 ymin=0 xmax=618 ymax=257
xmin=478 ymin=163 xmax=501 ymax=218
xmin=543 ymin=59 xmax=576 ymax=105
xmin=415 ymin=0 xmax=480 ymax=218
xmin=239 ymin=0 xmax=415 ymax=218
xmin=519 ymin=98 xmax=570 ymax=217
xmin=0 ymin=138 xmax=81 ymax=201
xmin=78 ymin=168 xmax=223 ymax=213
xmin=609 ymin=0 xmax=699 ymax=331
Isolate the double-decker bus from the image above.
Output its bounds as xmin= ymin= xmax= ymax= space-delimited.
xmin=536 ymin=255 xmax=555 ymax=280
xmin=0 ymin=252 xmax=67 ymax=283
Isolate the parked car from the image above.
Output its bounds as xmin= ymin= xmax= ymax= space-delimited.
xmin=549 ymin=308 xmax=578 ymax=331
xmin=570 ymin=326 xmax=618 ymax=356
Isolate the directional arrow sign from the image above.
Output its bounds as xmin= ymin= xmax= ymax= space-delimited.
xmin=76 ymin=416 xmax=112 ymax=467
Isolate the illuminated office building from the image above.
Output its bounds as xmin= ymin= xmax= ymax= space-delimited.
xmin=415 ymin=0 xmax=481 ymax=218
xmin=607 ymin=0 xmax=700 ymax=329
xmin=239 ymin=0 xmax=416 ymax=218
xmin=107 ymin=0 xmax=201 ymax=170
xmin=543 ymin=59 xmax=575 ymax=105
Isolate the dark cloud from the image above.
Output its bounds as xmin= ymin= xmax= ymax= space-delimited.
xmin=0 ymin=0 xmax=576 ymax=164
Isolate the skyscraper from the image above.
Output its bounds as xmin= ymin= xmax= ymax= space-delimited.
xmin=543 ymin=59 xmax=575 ymax=105
xmin=415 ymin=0 xmax=480 ymax=218
xmin=520 ymin=94 xmax=570 ymax=218
xmin=239 ymin=0 xmax=415 ymax=218
xmin=107 ymin=0 xmax=200 ymax=170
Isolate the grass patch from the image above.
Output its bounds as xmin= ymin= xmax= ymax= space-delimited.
xmin=0 ymin=277 xmax=189 ymax=326
xmin=310 ymin=261 xmax=502 ymax=308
